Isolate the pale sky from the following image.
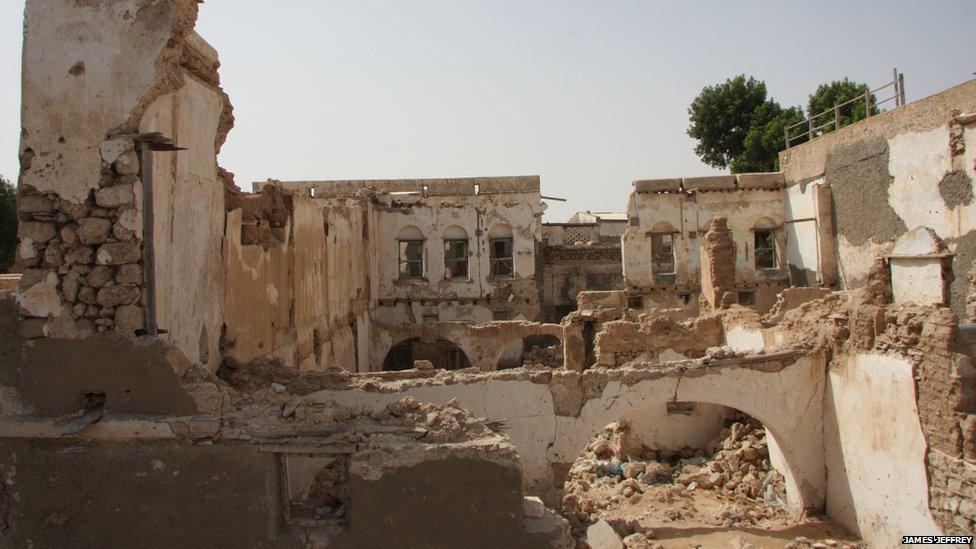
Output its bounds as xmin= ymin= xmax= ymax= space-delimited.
xmin=1 ymin=1 xmax=974 ymax=220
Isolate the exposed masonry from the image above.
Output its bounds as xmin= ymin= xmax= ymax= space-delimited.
xmin=6 ymin=1 xmax=976 ymax=547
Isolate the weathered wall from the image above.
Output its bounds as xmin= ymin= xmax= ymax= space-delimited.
xmin=540 ymin=245 xmax=623 ymax=323
xmin=371 ymin=320 xmax=562 ymax=372
xmin=141 ymin=69 xmax=226 ymax=368
xmin=619 ymin=402 xmax=731 ymax=453
xmin=223 ymin=192 xmax=371 ymax=372
xmin=15 ymin=1 xmax=233 ymax=371
xmin=622 ymin=174 xmax=790 ymax=313
xmin=784 ymin=181 xmax=837 ymax=286
xmin=781 ymin=79 xmax=976 ymax=318
xmin=304 ymin=353 xmax=827 ymax=511
xmin=275 ymin=177 xmax=545 ymax=324
xmin=823 ymin=353 xmax=943 ymax=546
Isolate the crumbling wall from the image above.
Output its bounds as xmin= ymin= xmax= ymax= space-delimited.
xmin=762 ymin=262 xmax=976 ymax=542
xmin=275 ymin=177 xmax=545 ymax=323
xmin=592 ymin=314 xmax=723 ymax=367
xmin=622 ymin=174 xmax=790 ymax=307
xmin=15 ymin=1 xmax=232 ymax=370
xmin=699 ymin=217 xmax=736 ymax=311
xmin=540 ymin=244 xmax=623 ymax=323
xmin=371 ymin=320 xmax=563 ymax=371
xmin=223 ymin=189 xmax=371 ymax=372
xmin=781 ymin=79 xmax=976 ymax=317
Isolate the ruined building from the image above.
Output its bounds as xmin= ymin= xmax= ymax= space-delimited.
xmin=1 ymin=1 xmax=976 ymax=547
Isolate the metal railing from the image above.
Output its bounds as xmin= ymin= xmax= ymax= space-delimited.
xmin=784 ymin=68 xmax=906 ymax=148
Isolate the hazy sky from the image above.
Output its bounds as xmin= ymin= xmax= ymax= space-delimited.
xmin=1 ymin=1 xmax=974 ymax=220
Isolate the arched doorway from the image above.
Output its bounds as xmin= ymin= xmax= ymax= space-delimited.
xmin=381 ymin=337 xmax=472 ymax=371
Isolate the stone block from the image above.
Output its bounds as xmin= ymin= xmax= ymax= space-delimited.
xmin=587 ymin=519 xmax=623 ymax=549
xmin=76 ymin=217 xmax=113 ymax=245
xmin=115 ymin=304 xmax=145 ymax=331
xmin=96 ymin=242 xmax=141 ymax=265
xmin=96 ymin=285 xmax=140 ymax=307
xmin=633 ymin=179 xmax=681 ymax=193
xmin=736 ymin=172 xmax=785 ymax=190
xmin=94 ymin=184 xmax=134 ymax=208
xmin=683 ymin=175 xmax=736 ymax=192
xmin=523 ymin=496 xmax=545 ymax=519
xmin=18 ymin=195 xmax=53 ymax=213
xmin=18 ymin=221 xmax=56 ymax=243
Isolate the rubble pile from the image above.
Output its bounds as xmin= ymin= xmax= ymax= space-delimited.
xmin=521 ymin=342 xmax=563 ymax=368
xmin=562 ymin=417 xmax=787 ymax=535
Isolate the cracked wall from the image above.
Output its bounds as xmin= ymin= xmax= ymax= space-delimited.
xmin=622 ymin=174 xmax=792 ymax=313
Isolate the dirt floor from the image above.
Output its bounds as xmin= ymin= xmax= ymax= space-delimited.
xmin=561 ymin=418 xmax=863 ymax=548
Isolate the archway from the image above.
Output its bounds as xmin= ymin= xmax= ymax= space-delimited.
xmin=381 ymin=337 xmax=472 ymax=371
xmin=556 ymin=404 xmax=848 ymax=545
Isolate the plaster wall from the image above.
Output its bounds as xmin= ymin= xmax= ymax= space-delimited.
xmin=141 ymin=74 xmax=224 ymax=369
xmin=19 ymin=0 xmax=194 ymax=204
xmin=223 ymin=196 xmax=370 ymax=372
xmin=619 ymin=402 xmax=731 ymax=452
xmin=304 ymin=354 xmax=827 ymax=510
xmin=622 ymin=189 xmax=788 ymax=293
xmin=781 ymin=80 xmax=976 ymax=317
xmin=823 ymin=352 xmax=943 ymax=546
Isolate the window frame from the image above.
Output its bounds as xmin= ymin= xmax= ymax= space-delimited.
xmin=397 ymin=239 xmax=425 ymax=280
xmin=489 ymin=237 xmax=515 ymax=279
xmin=650 ymin=232 xmax=676 ymax=275
xmin=753 ymin=229 xmax=777 ymax=270
xmin=443 ymin=238 xmax=470 ymax=280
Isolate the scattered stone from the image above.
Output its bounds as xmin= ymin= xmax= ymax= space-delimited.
xmin=587 ymin=519 xmax=624 ymax=549
xmin=523 ymin=496 xmax=545 ymax=519
xmin=413 ymin=359 xmax=434 ymax=370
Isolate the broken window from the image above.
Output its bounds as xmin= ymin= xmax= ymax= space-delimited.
xmin=490 ymin=238 xmax=514 ymax=278
xmin=281 ymin=455 xmax=349 ymax=526
xmin=444 ymin=239 xmax=469 ymax=279
xmin=651 ymin=233 xmax=675 ymax=275
xmin=422 ymin=312 xmax=439 ymax=324
xmin=398 ymin=240 xmax=424 ymax=279
xmin=754 ymin=229 xmax=776 ymax=270
xmin=738 ymin=290 xmax=757 ymax=305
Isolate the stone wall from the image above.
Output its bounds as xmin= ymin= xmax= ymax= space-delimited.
xmin=15 ymin=1 xmax=232 ymax=370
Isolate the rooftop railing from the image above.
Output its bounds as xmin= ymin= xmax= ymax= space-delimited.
xmin=784 ymin=68 xmax=906 ymax=149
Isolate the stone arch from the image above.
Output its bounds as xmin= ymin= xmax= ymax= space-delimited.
xmin=752 ymin=216 xmax=778 ymax=230
xmin=548 ymin=354 xmax=827 ymax=512
xmin=381 ymin=337 xmax=472 ymax=371
xmin=443 ymin=225 xmax=468 ymax=240
xmin=397 ymin=225 xmax=424 ymax=240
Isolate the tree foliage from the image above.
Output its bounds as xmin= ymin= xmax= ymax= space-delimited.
xmin=807 ymin=79 xmax=876 ymax=134
xmin=687 ymin=75 xmax=769 ymax=170
xmin=0 ymin=176 xmax=16 ymax=273
xmin=688 ymin=75 xmax=876 ymax=173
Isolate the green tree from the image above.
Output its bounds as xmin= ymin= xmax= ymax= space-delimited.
xmin=687 ymin=75 xmax=769 ymax=170
xmin=0 ymin=176 xmax=16 ymax=273
xmin=806 ymin=78 xmax=877 ymax=134
xmin=733 ymin=103 xmax=806 ymax=173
